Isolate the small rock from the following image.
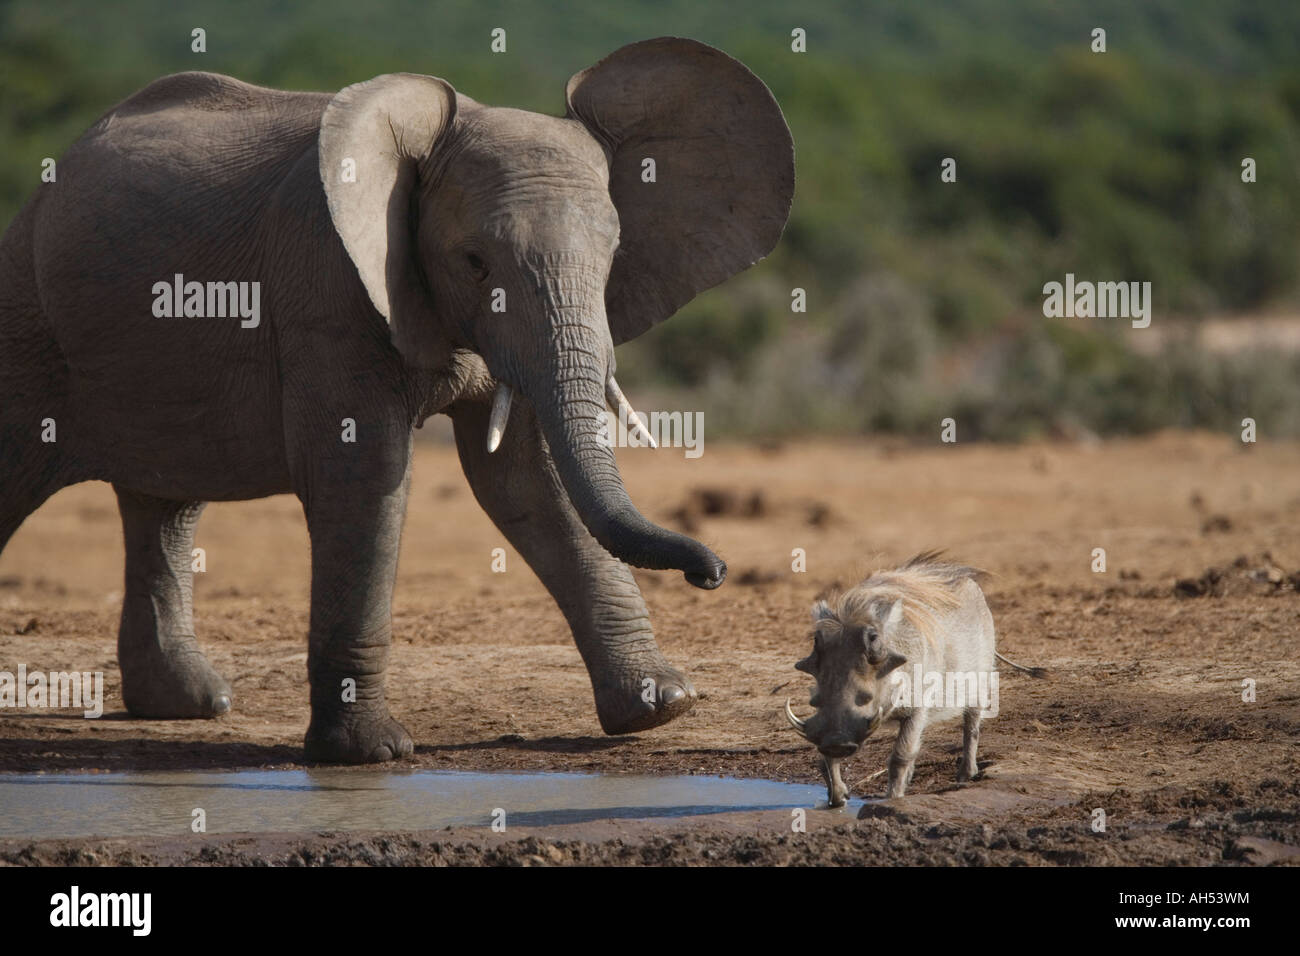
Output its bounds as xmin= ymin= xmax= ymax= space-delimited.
xmin=857 ymin=803 xmax=915 ymax=824
xmin=1226 ymin=836 xmax=1300 ymax=865
xmin=807 ymin=503 xmax=832 ymax=527
xmin=1200 ymin=514 xmax=1232 ymax=534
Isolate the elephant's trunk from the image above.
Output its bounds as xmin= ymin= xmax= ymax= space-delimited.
xmin=520 ymin=318 xmax=726 ymax=591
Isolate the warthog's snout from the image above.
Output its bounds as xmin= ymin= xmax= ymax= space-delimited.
xmin=785 ymin=698 xmax=878 ymax=753
xmin=786 ymin=700 xmax=871 ymax=807
xmin=818 ymin=740 xmax=859 ymax=759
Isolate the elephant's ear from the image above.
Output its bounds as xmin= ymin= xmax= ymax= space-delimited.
xmin=319 ymin=74 xmax=457 ymax=367
xmin=565 ymin=37 xmax=794 ymax=345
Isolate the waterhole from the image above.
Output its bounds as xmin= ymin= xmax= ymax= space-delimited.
xmin=0 ymin=769 xmax=860 ymax=839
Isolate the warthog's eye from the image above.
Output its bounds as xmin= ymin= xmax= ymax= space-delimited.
xmin=856 ymin=690 xmax=874 ymax=706
xmin=465 ymin=250 xmax=490 ymax=282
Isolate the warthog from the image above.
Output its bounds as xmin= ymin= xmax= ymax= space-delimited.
xmin=786 ymin=553 xmax=1038 ymax=805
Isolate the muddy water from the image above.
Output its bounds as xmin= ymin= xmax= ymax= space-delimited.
xmin=0 ymin=770 xmax=858 ymax=839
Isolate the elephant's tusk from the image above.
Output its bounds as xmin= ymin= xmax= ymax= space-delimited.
xmin=784 ymin=697 xmax=809 ymax=738
xmin=486 ymin=383 xmax=513 ymax=454
xmin=605 ymin=376 xmax=658 ymax=449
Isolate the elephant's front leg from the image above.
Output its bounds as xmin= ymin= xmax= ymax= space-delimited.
xmin=295 ymin=431 xmax=415 ymax=764
xmin=451 ymin=399 xmax=695 ymax=734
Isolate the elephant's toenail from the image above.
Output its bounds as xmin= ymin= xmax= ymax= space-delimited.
xmin=211 ymin=694 xmax=232 ymax=716
xmin=659 ymin=684 xmax=687 ymax=706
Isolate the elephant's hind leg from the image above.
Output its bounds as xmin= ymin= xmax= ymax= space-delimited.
xmin=114 ymin=486 xmax=232 ymax=718
xmin=0 ymin=455 xmax=66 ymax=558
xmin=0 ymin=302 xmax=78 ymax=554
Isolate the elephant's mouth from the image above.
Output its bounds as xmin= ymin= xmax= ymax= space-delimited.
xmin=480 ymin=374 xmax=658 ymax=455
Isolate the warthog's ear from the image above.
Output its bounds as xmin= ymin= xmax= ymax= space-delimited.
xmin=810 ymin=599 xmax=833 ymax=624
xmin=877 ymin=652 xmax=907 ymax=679
xmin=794 ymin=654 xmax=815 ymax=674
xmin=883 ymin=599 xmax=904 ymax=628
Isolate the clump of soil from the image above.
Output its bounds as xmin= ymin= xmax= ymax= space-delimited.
xmin=736 ymin=569 xmax=781 ymax=586
xmin=1201 ymin=514 xmax=1233 ymax=534
xmin=669 ymin=487 xmax=767 ymax=533
xmin=1174 ymin=552 xmax=1294 ymax=598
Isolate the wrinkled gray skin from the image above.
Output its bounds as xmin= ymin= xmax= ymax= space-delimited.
xmin=0 ymin=38 xmax=794 ymax=762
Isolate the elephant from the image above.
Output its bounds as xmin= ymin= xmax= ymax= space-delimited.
xmin=0 ymin=37 xmax=794 ymax=762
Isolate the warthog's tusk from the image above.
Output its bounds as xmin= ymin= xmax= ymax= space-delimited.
xmin=605 ymin=376 xmax=658 ymax=449
xmin=784 ymin=697 xmax=809 ymax=738
xmin=486 ymin=383 xmax=513 ymax=454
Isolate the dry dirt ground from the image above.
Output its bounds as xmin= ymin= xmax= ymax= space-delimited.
xmin=1 ymin=432 xmax=1298 ymax=866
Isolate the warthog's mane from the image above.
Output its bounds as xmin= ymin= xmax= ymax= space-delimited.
xmin=816 ymin=551 xmax=986 ymax=647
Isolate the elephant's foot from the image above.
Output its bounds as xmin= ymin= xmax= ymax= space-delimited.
xmin=593 ymin=657 xmax=698 ymax=735
xmin=304 ymin=706 xmax=414 ymax=763
xmin=120 ymin=637 xmax=232 ymax=719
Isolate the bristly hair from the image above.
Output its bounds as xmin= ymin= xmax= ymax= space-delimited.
xmin=813 ymin=551 xmax=986 ymax=646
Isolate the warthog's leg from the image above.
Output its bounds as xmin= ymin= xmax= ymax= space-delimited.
xmin=822 ymin=754 xmax=849 ymax=807
xmin=115 ymin=487 xmax=232 ymax=718
xmin=887 ymin=713 xmax=925 ymax=798
xmin=958 ymin=708 xmax=981 ymax=781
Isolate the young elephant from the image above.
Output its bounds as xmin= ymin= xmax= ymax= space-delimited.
xmin=785 ymin=554 xmax=999 ymax=805
xmin=0 ymin=38 xmax=794 ymax=762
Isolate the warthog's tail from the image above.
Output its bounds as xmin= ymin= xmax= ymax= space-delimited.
xmin=995 ymin=651 xmax=1047 ymax=678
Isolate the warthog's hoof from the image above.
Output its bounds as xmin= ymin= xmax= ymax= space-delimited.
xmin=594 ymin=663 xmax=697 ymax=735
xmin=304 ymin=709 xmax=414 ymax=763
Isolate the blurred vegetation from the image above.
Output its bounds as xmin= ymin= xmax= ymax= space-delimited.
xmin=3 ymin=0 xmax=1300 ymax=438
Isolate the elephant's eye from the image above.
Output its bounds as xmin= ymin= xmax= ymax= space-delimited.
xmin=466 ymin=252 xmax=489 ymax=281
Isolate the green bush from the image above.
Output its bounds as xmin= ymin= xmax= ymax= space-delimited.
xmin=5 ymin=0 xmax=1300 ymax=439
